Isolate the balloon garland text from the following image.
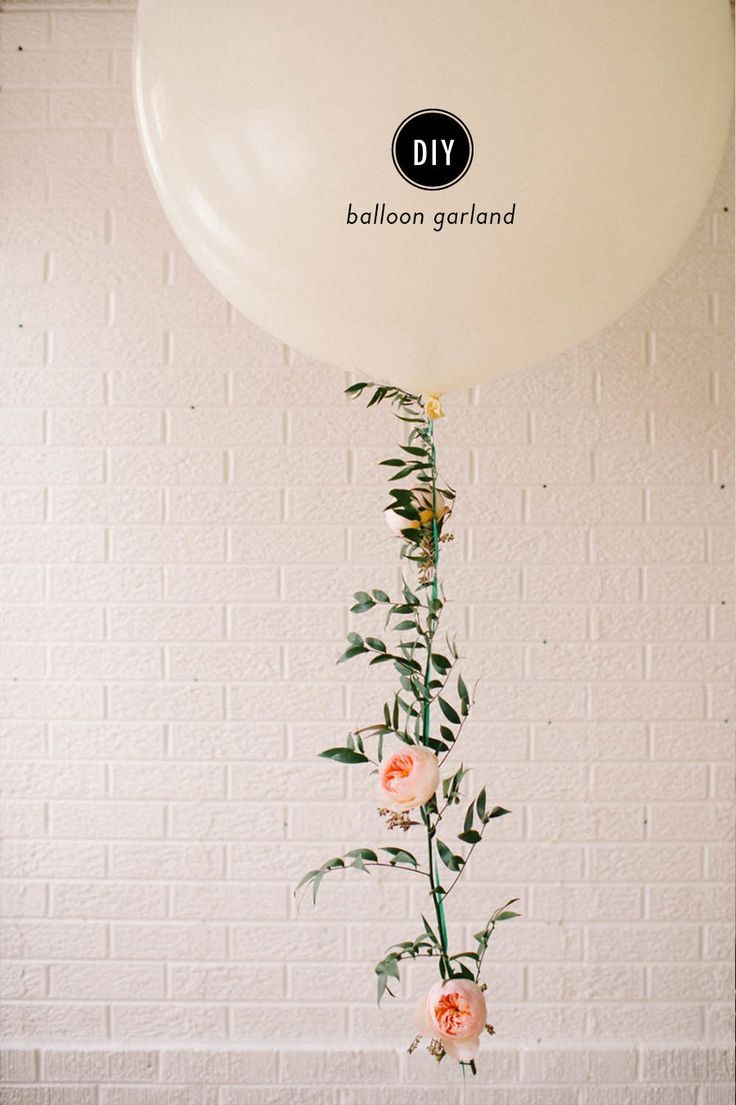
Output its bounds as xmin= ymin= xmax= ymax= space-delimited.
xmin=297 ymin=384 xmax=519 ymax=1074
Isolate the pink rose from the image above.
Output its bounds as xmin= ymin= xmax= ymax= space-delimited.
xmin=415 ymin=978 xmax=487 ymax=1061
xmin=377 ymin=745 xmax=439 ymax=811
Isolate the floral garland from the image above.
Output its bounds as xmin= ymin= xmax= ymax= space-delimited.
xmin=297 ymin=383 xmax=518 ymax=1076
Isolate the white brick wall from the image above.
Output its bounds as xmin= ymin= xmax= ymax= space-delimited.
xmin=0 ymin=2 xmax=734 ymax=1101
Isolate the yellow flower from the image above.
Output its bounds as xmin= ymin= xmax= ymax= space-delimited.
xmin=424 ymin=393 xmax=445 ymax=420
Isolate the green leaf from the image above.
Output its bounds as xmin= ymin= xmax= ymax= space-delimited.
xmin=353 ymin=591 xmax=373 ymax=604
xmin=295 ymin=869 xmax=318 ymax=892
xmin=337 ymin=645 xmax=367 ymax=663
xmin=458 ymin=830 xmax=481 ymax=845
xmin=319 ymin=747 xmax=369 ymax=764
xmin=346 ymin=848 xmax=378 ymax=862
xmin=436 ymin=839 xmax=462 ymax=872
xmin=438 ymin=698 xmax=461 ymax=725
xmin=431 ymin=653 xmax=452 ymax=674
xmin=365 ymin=637 xmax=386 ymax=652
xmin=440 ymin=725 xmax=455 ymax=746
xmin=476 ymin=787 xmax=487 ymax=821
xmin=344 ymin=381 xmax=370 ymax=395
xmin=382 ymin=847 xmax=418 ymax=867
xmin=457 ymin=673 xmax=470 ymax=705
xmin=495 ymin=910 xmax=521 ymax=921
xmin=372 ymin=590 xmax=390 ymax=603
xmin=489 ymin=805 xmax=511 ymax=819
xmin=350 ymin=602 xmax=374 ymax=614
xmin=463 ymin=803 xmax=474 ymax=834
xmin=421 ymin=914 xmax=440 ymax=946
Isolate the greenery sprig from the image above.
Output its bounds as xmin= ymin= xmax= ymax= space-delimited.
xmin=296 ymin=383 xmax=519 ymax=1075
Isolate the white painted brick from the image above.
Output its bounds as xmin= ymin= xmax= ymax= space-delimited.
xmin=50 ymin=962 xmax=164 ymax=1000
xmin=595 ymin=604 xmax=707 ymax=641
xmin=48 ymin=565 xmax=162 ymax=603
xmin=168 ymin=963 xmax=283 ymax=1000
xmin=649 ymin=643 xmax=735 ymax=682
xmin=591 ymin=1007 xmax=706 ymax=1047
xmin=49 ymin=801 xmax=164 ymax=840
xmin=110 ymin=448 xmax=225 ymax=486
xmin=168 ymin=487 xmax=281 ymax=525
xmin=0 ymin=963 xmax=47 ymax=1000
xmin=158 ymin=1048 xmax=275 ymax=1084
xmin=0 ymin=882 xmax=47 ymax=920
xmin=50 ymin=87 xmax=134 ymax=127
xmin=527 ymin=485 xmax=644 ymax=524
xmin=477 ymin=447 xmax=591 ymax=484
xmin=0 ymin=679 xmax=102 ymax=720
xmin=0 ymin=920 xmax=107 ymax=959
xmin=52 ymin=881 xmax=167 ymax=921
xmin=41 ymin=1048 xmax=157 ymax=1083
xmin=0 ymin=1002 xmax=107 ymax=1041
xmin=528 ymin=642 xmax=642 ymax=679
xmin=589 ymin=844 xmax=702 ymax=883
xmin=232 ymin=447 xmax=348 ymax=485
xmin=1 ymin=1090 xmax=97 ymax=1105
xmin=49 ymin=487 xmax=163 ymax=524
xmin=648 ymin=884 xmax=734 ymax=922
xmin=592 ymin=526 xmax=705 ymax=564
xmin=170 ymin=882 xmax=288 ymax=921
xmin=50 ymin=722 xmax=164 ymax=759
xmin=109 ymin=605 xmax=221 ymax=641
xmin=531 ymin=721 xmax=646 ymax=761
xmin=648 ymin=803 xmax=734 ymax=842
xmin=0 ymin=761 xmax=105 ymax=800
xmin=112 ymin=368 xmax=225 ymax=406
xmin=109 ymin=843 xmax=224 ymax=881
xmin=590 ymin=682 xmax=704 ymax=721
xmin=111 ymin=1003 xmax=227 ymax=1042
xmin=110 ymin=526 xmax=224 ymax=564
xmin=112 ymin=923 xmax=227 ymax=962
xmin=169 ymin=722 xmax=284 ymax=760
xmin=528 ymin=804 xmax=644 ymax=842
xmin=591 ymin=763 xmax=708 ymax=801
xmin=526 ymin=564 xmax=640 ymax=602
xmin=0 ymin=525 xmax=105 ymax=563
xmin=48 ymin=643 xmax=162 ymax=680
xmin=110 ymin=763 xmax=225 ymax=800
xmin=0 ymin=800 xmax=45 ymax=838
xmin=167 ymin=643 xmax=280 ymax=682
xmin=97 ymin=1090 xmax=216 ymax=1105
xmin=107 ymin=681 xmax=223 ymax=721
xmin=0 ymin=12 xmax=732 ymax=1089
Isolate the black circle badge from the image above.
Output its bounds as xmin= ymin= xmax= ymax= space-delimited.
xmin=392 ymin=109 xmax=473 ymax=190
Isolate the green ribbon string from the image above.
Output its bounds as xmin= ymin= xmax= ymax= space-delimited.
xmin=422 ymin=414 xmax=451 ymax=973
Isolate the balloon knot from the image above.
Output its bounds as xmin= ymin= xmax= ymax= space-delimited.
xmin=424 ymin=393 xmax=445 ymax=420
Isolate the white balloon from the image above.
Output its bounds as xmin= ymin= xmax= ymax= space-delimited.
xmin=134 ymin=1 xmax=732 ymax=394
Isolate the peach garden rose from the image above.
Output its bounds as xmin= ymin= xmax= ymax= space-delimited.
xmin=377 ymin=745 xmax=440 ymax=812
xmin=415 ymin=979 xmax=488 ymax=1061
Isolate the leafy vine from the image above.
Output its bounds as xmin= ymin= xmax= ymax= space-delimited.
xmin=297 ymin=383 xmax=519 ymax=1074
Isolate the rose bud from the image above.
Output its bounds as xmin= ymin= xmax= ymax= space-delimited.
xmin=384 ymin=488 xmax=448 ymax=538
